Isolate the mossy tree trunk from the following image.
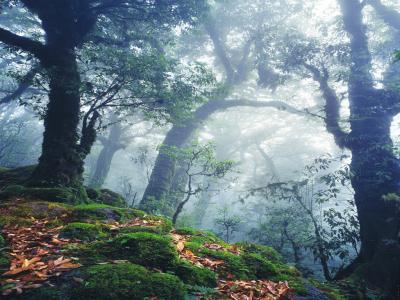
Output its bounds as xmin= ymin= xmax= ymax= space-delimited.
xmin=0 ymin=1 xmax=97 ymax=190
xmin=30 ymin=51 xmax=83 ymax=187
xmin=330 ymin=1 xmax=400 ymax=295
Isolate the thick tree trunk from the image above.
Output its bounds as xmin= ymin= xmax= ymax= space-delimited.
xmin=30 ymin=51 xmax=82 ymax=187
xmin=346 ymin=109 xmax=400 ymax=293
xmin=140 ymin=121 xmax=196 ymax=212
xmin=336 ymin=1 xmax=400 ymax=295
xmin=140 ymin=98 xmax=302 ymax=212
xmin=89 ymin=123 xmax=123 ymax=188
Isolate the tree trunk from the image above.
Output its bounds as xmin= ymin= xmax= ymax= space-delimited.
xmin=172 ymin=193 xmax=191 ymax=225
xmin=335 ymin=1 xmax=400 ymax=294
xmin=89 ymin=122 xmax=123 ymax=188
xmin=346 ymin=109 xmax=400 ymax=292
xmin=140 ymin=98 xmax=302 ymax=212
xmin=30 ymin=51 xmax=82 ymax=187
xmin=140 ymin=100 xmax=226 ymax=211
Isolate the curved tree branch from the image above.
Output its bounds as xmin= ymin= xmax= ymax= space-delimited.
xmin=367 ymin=0 xmax=400 ymax=30
xmin=304 ymin=64 xmax=349 ymax=148
xmin=204 ymin=18 xmax=236 ymax=83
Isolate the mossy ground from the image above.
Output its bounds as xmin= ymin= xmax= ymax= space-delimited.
xmin=0 ymin=198 xmax=343 ymax=299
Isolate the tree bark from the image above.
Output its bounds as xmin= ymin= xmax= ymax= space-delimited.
xmin=89 ymin=122 xmax=124 ymax=188
xmin=30 ymin=50 xmax=83 ymax=187
xmin=333 ymin=1 xmax=400 ymax=295
xmin=0 ymin=2 xmax=98 ymax=188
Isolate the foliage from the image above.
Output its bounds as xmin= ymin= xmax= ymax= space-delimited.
xmin=214 ymin=206 xmax=242 ymax=243
xmin=245 ymin=154 xmax=360 ymax=279
xmin=160 ymin=142 xmax=235 ymax=224
xmin=395 ymin=50 xmax=400 ymax=61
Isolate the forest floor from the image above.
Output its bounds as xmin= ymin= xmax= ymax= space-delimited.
xmin=0 ymin=197 xmax=348 ymax=300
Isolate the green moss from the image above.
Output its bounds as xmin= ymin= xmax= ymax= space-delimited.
xmin=71 ymin=263 xmax=185 ymax=300
xmin=0 ymin=215 xmax=33 ymax=227
xmin=309 ymin=280 xmax=347 ymax=300
xmin=62 ymin=241 xmax=108 ymax=265
xmin=0 ymin=235 xmax=9 ymax=270
xmin=0 ymin=256 xmax=9 ymax=268
xmin=0 ymin=167 xmax=9 ymax=173
xmin=97 ymin=189 xmax=126 ymax=207
xmin=237 ymin=242 xmax=282 ymax=263
xmin=0 ymin=185 xmax=25 ymax=198
xmin=172 ymin=260 xmax=217 ymax=287
xmin=85 ymin=188 xmax=126 ymax=207
xmin=183 ymin=241 xmax=250 ymax=279
xmin=119 ymin=225 xmax=166 ymax=235
xmin=271 ymin=273 xmax=307 ymax=295
xmin=13 ymin=287 xmax=61 ymax=300
xmin=112 ymin=232 xmax=178 ymax=270
xmin=119 ymin=217 xmax=172 ymax=235
xmin=241 ymin=252 xmax=278 ymax=278
xmin=85 ymin=187 xmax=102 ymax=200
xmin=72 ymin=204 xmax=144 ymax=222
xmin=0 ymin=185 xmax=89 ymax=204
xmin=183 ymin=241 xmax=203 ymax=253
xmin=176 ymin=227 xmax=228 ymax=246
xmin=60 ymin=222 xmax=108 ymax=241
xmin=0 ymin=201 xmax=71 ymax=227
xmin=200 ymin=248 xmax=250 ymax=279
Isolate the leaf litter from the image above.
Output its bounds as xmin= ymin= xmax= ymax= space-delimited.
xmin=171 ymin=231 xmax=294 ymax=300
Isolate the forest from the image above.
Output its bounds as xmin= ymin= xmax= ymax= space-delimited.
xmin=0 ymin=0 xmax=399 ymax=299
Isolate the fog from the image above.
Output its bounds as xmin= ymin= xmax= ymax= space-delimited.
xmin=0 ymin=0 xmax=399 ymax=291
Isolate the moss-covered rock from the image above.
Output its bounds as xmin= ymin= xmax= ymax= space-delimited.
xmin=241 ymin=252 xmax=278 ymax=278
xmin=119 ymin=217 xmax=173 ymax=235
xmin=112 ymin=232 xmax=178 ymax=270
xmin=86 ymin=188 xmax=126 ymax=208
xmin=60 ymin=222 xmax=108 ymax=241
xmin=98 ymin=189 xmax=126 ymax=207
xmin=71 ymin=263 xmax=185 ymax=300
xmin=85 ymin=187 xmax=102 ymax=200
xmin=237 ymin=242 xmax=282 ymax=263
xmin=71 ymin=204 xmax=143 ymax=222
xmin=0 ymin=185 xmax=89 ymax=204
xmin=172 ymin=260 xmax=217 ymax=287
xmin=62 ymin=241 xmax=109 ymax=265
xmin=0 ymin=198 xmax=331 ymax=299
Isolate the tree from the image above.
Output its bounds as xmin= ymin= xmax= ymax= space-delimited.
xmin=265 ymin=0 xmax=400 ymax=292
xmin=140 ymin=1 xmax=313 ymax=211
xmin=158 ymin=142 xmax=234 ymax=225
xmin=0 ymin=0 xmax=208 ymax=190
xmin=214 ymin=206 xmax=242 ymax=243
xmin=246 ymin=155 xmax=359 ymax=281
xmin=333 ymin=1 xmax=400 ymax=292
xmin=88 ymin=113 xmax=153 ymax=188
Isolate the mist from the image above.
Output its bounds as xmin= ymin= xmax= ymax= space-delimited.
xmin=0 ymin=0 xmax=399 ymax=299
